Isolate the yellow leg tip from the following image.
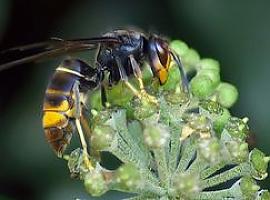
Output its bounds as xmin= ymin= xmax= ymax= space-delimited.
xmin=138 ymin=90 xmax=158 ymax=105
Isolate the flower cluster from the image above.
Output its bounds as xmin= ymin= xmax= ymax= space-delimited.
xmin=66 ymin=40 xmax=269 ymax=199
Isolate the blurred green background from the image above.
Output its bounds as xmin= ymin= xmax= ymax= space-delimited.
xmin=0 ymin=0 xmax=269 ymax=199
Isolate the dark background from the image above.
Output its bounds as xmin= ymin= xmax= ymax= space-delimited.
xmin=0 ymin=0 xmax=269 ymax=199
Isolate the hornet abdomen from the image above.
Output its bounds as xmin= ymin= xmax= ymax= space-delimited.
xmin=42 ymin=64 xmax=81 ymax=156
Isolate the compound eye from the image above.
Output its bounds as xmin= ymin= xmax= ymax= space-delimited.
xmin=156 ymin=41 xmax=170 ymax=68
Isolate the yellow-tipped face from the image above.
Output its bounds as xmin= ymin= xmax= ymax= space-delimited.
xmin=148 ymin=37 xmax=172 ymax=85
xmin=156 ymin=43 xmax=171 ymax=84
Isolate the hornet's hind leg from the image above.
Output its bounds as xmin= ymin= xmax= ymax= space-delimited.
xmin=72 ymin=80 xmax=94 ymax=170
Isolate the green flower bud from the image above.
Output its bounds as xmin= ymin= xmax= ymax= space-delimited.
xmin=91 ymin=125 xmax=115 ymax=151
xmin=67 ymin=148 xmax=83 ymax=178
xmin=182 ymin=48 xmax=200 ymax=71
xmin=225 ymin=117 xmax=249 ymax=141
xmin=198 ymin=58 xmax=220 ymax=73
xmin=91 ymin=110 xmax=112 ymax=125
xmin=197 ymin=69 xmax=220 ymax=86
xmin=225 ymin=140 xmax=249 ymax=163
xmin=190 ymin=75 xmax=216 ymax=99
xmin=143 ymin=122 xmax=169 ymax=148
xmin=132 ymin=98 xmax=158 ymax=120
xmin=256 ymin=190 xmax=270 ymax=200
xmin=239 ymin=177 xmax=260 ymax=199
xmin=170 ymin=40 xmax=200 ymax=71
xmin=181 ymin=114 xmax=211 ymax=141
xmin=216 ymin=82 xmax=238 ymax=108
xmin=199 ymin=100 xmax=231 ymax=136
xmin=107 ymin=82 xmax=134 ymax=107
xmin=213 ymin=108 xmax=231 ymax=135
xmin=84 ymin=169 xmax=108 ymax=196
xmin=188 ymin=114 xmax=211 ymax=132
xmin=68 ymin=148 xmax=91 ymax=179
xmin=200 ymin=99 xmax=223 ymax=115
xmin=114 ymin=163 xmax=141 ymax=191
xmin=249 ymin=149 xmax=270 ymax=180
xmin=172 ymin=172 xmax=201 ymax=198
xmin=163 ymin=86 xmax=189 ymax=104
xmin=198 ymin=138 xmax=221 ymax=164
xmin=169 ymin=40 xmax=189 ymax=57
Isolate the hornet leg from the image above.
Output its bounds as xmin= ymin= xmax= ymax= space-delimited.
xmin=72 ymin=81 xmax=93 ymax=170
xmin=101 ymin=83 xmax=110 ymax=107
xmin=170 ymin=52 xmax=190 ymax=97
xmin=116 ymin=57 xmax=158 ymax=105
xmin=80 ymin=105 xmax=101 ymax=161
xmin=129 ymin=55 xmax=158 ymax=104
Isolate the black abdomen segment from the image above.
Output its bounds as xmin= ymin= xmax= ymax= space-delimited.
xmin=47 ymin=71 xmax=79 ymax=93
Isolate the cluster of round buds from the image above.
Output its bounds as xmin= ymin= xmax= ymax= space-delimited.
xmin=171 ymin=40 xmax=238 ymax=108
xmin=63 ymin=38 xmax=269 ymax=199
xmin=68 ymin=147 xmax=142 ymax=197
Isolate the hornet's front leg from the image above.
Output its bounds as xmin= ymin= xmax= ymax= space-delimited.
xmin=170 ymin=52 xmax=190 ymax=97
